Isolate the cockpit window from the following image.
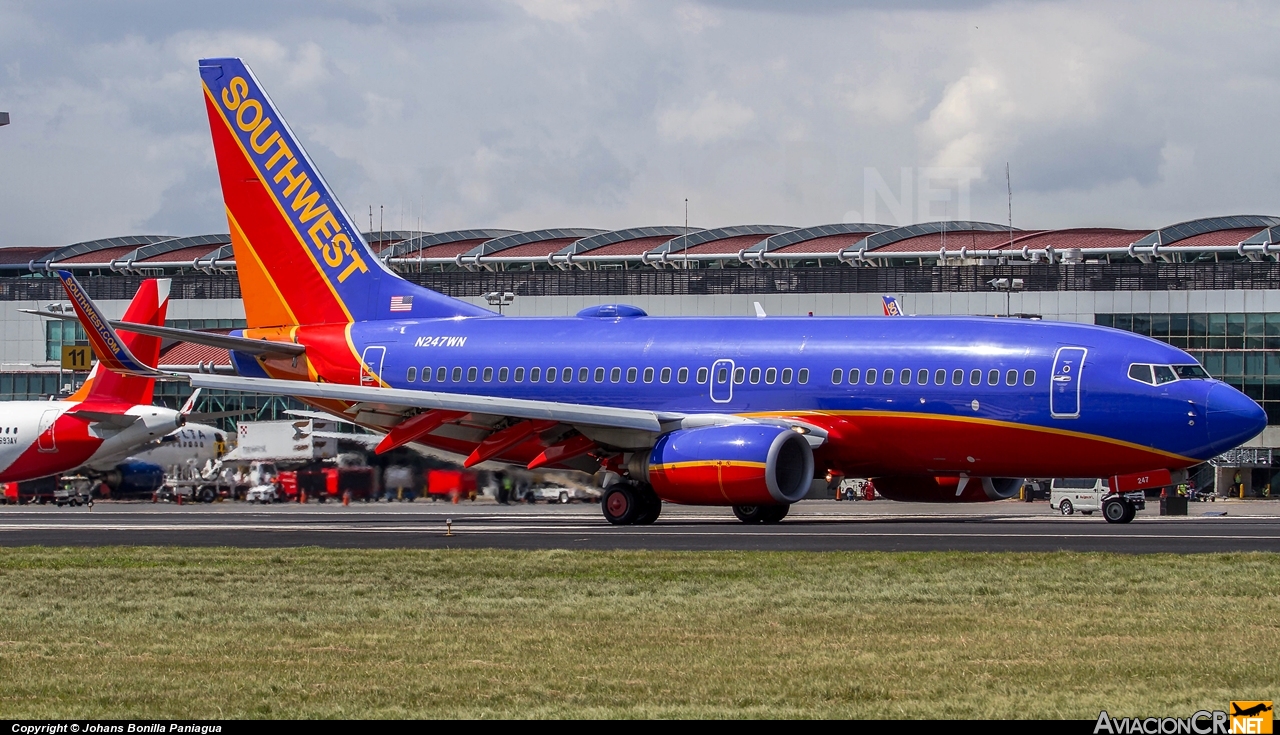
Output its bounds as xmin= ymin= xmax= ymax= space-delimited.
xmin=1153 ymin=365 xmax=1178 ymax=384
xmin=1128 ymin=364 xmax=1154 ymax=385
xmin=1173 ymin=364 xmax=1209 ymax=379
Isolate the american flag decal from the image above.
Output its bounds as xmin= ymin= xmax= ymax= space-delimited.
xmin=390 ymin=295 xmax=413 ymax=312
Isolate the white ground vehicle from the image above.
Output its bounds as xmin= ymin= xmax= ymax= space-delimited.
xmin=245 ymin=485 xmax=278 ymax=503
xmin=1050 ymin=478 xmax=1110 ymax=516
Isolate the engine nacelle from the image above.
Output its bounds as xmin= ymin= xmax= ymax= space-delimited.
xmin=103 ymin=460 xmax=166 ymax=497
xmin=873 ymin=475 xmax=1023 ymax=503
xmin=637 ymin=424 xmax=814 ymax=505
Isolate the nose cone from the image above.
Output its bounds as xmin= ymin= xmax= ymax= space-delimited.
xmin=1206 ymin=383 xmax=1267 ymax=453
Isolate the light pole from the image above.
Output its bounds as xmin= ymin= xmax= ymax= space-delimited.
xmin=484 ymin=291 xmax=515 ymax=315
xmin=987 ymin=277 xmax=1024 ymax=317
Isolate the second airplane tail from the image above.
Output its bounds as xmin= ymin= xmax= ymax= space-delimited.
xmin=198 ymin=57 xmax=492 ymax=329
xmin=60 ymin=273 xmax=170 ymax=405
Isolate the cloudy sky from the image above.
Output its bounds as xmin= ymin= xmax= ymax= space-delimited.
xmin=1 ymin=0 xmax=1278 ymax=248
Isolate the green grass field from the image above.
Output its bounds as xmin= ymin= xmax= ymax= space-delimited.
xmin=0 ymin=548 xmax=1276 ymax=718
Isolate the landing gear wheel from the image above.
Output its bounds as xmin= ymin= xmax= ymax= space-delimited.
xmin=733 ymin=504 xmax=789 ymax=523
xmin=634 ymin=484 xmax=661 ymax=525
xmin=1059 ymin=499 xmax=1074 ymax=516
xmin=1103 ymin=498 xmax=1132 ymax=524
xmin=1121 ymin=502 xmax=1137 ymax=523
xmin=760 ymin=504 xmax=789 ymax=523
xmin=602 ymin=484 xmax=641 ymax=525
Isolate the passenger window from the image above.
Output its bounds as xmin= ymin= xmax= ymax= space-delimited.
xmin=562 ymin=367 xmax=573 ymax=382
xmin=627 ymin=367 xmax=638 ymax=383
xmin=716 ymin=366 xmax=728 ymax=383
xmin=969 ymin=369 xmax=981 ymax=386
xmin=514 ymin=367 xmax=525 ymax=382
xmin=1128 ymin=364 xmax=1154 ymax=385
xmin=531 ymin=367 xmax=542 ymax=382
xmin=750 ymin=367 xmax=762 ymax=384
xmin=643 ymin=367 xmax=654 ymax=383
xmin=934 ymin=369 xmax=945 ymax=385
xmin=678 ymin=367 xmax=689 ymax=383
xmin=899 ymin=368 xmax=911 ymax=385
xmin=798 ymin=368 xmax=808 ymax=384
xmin=1005 ymin=369 xmax=1017 ymax=386
xmin=765 ymin=367 xmax=777 ymax=384
xmin=952 ymin=369 xmax=963 ymax=385
xmin=467 ymin=367 xmax=478 ymax=382
xmin=866 ymin=368 xmax=877 ymax=384
xmin=451 ymin=367 xmax=462 ymax=382
xmin=917 ymin=369 xmax=929 ymax=385
xmin=781 ymin=368 xmax=793 ymax=384
xmin=483 ymin=367 xmax=493 ymax=382
xmin=611 ymin=367 xmax=622 ymax=383
xmin=697 ymin=367 xmax=708 ymax=384
xmin=579 ymin=367 xmax=589 ymax=383
xmin=734 ymin=367 xmax=745 ymax=384
xmin=406 ymin=367 xmax=417 ymax=382
xmin=882 ymin=369 xmax=893 ymax=385
xmin=546 ymin=368 xmax=556 ymax=383
xmin=848 ymin=368 xmax=860 ymax=385
xmin=595 ymin=367 xmax=605 ymax=383
xmin=1154 ymin=365 xmax=1178 ymax=384
xmin=422 ymin=367 xmax=432 ymax=383
xmin=832 ymin=368 xmax=843 ymax=384
xmin=987 ymin=369 xmax=999 ymax=386
xmin=499 ymin=367 xmax=509 ymax=382
xmin=1023 ymin=369 xmax=1036 ymax=386
xmin=660 ymin=367 xmax=672 ymax=383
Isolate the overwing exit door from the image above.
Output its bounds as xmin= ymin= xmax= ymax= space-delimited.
xmin=710 ymin=359 xmax=734 ymax=403
xmin=1050 ymin=346 xmax=1087 ymax=418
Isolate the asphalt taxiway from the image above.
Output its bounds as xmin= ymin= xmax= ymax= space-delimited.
xmin=1 ymin=499 xmax=1278 ymax=552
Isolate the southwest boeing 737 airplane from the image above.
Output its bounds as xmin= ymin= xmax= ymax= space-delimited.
xmin=88 ymin=57 xmax=1270 ymax=526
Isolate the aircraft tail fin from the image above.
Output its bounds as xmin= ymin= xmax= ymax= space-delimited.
xmin=197 ymin=57 xmax=491 ymax=328
xmin=57 ymin=271 xmax=167 ymax=405
xmin=882 ymin=295 xmax=903 ymax=316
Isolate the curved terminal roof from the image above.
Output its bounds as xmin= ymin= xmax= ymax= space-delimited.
xmin=842 ymin=221 xmax=1018 ymax=256
xmin=748 ymin=223 xmax=892 ymax=255
xmin=8 ymin=213 xmax=1280 ymax=272
xmin=38 ymin=235 xmax=170 ymax=269
xmin=557 ymin=227 xmax=698 ymax=258
xmin=363 ymin=230 xmax=430 ymax=254
xmin=463 ymin=228 xmax=605 ymax=260
xmin=647 ymin=225 xmax=795 ymax=256
xmin=1130 ymin=215 xmax=1280 ymax=248
xmin=1006 ymin=228 xmax=1146 ymax=252
xmin=386 ymin=229 xmax=517 ymax=259
xmin=119 ymin=234 xmax=231 ymax=267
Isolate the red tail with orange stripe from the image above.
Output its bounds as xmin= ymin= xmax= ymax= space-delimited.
xmin=198 ymin=58 xmax=490 ymax=329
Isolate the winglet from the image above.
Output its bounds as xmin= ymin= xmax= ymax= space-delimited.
xmin=56 ymin=270 xmax=162 ymax=377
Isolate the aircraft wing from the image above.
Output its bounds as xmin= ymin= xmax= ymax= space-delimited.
xmin=187 ymin=373 xmax=826 ymax=472
xmin=187 ymin=373 xmax=669 ymax=432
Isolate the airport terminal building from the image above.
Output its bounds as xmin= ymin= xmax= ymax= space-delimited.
xmin=3 ymin=214 xmax=1279 ymax=494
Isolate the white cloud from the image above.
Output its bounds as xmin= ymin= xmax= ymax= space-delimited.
xmin=3 ymin=0 xmax=1280 ymax=246
xmin=657 ymin=92 xmax=756 ymax=144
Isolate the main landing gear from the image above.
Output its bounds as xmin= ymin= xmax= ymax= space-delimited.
xmin=601 ymin=482 xmax=661 ymax=526
xmin=732 ymin=504 xmax=790 ymax=523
